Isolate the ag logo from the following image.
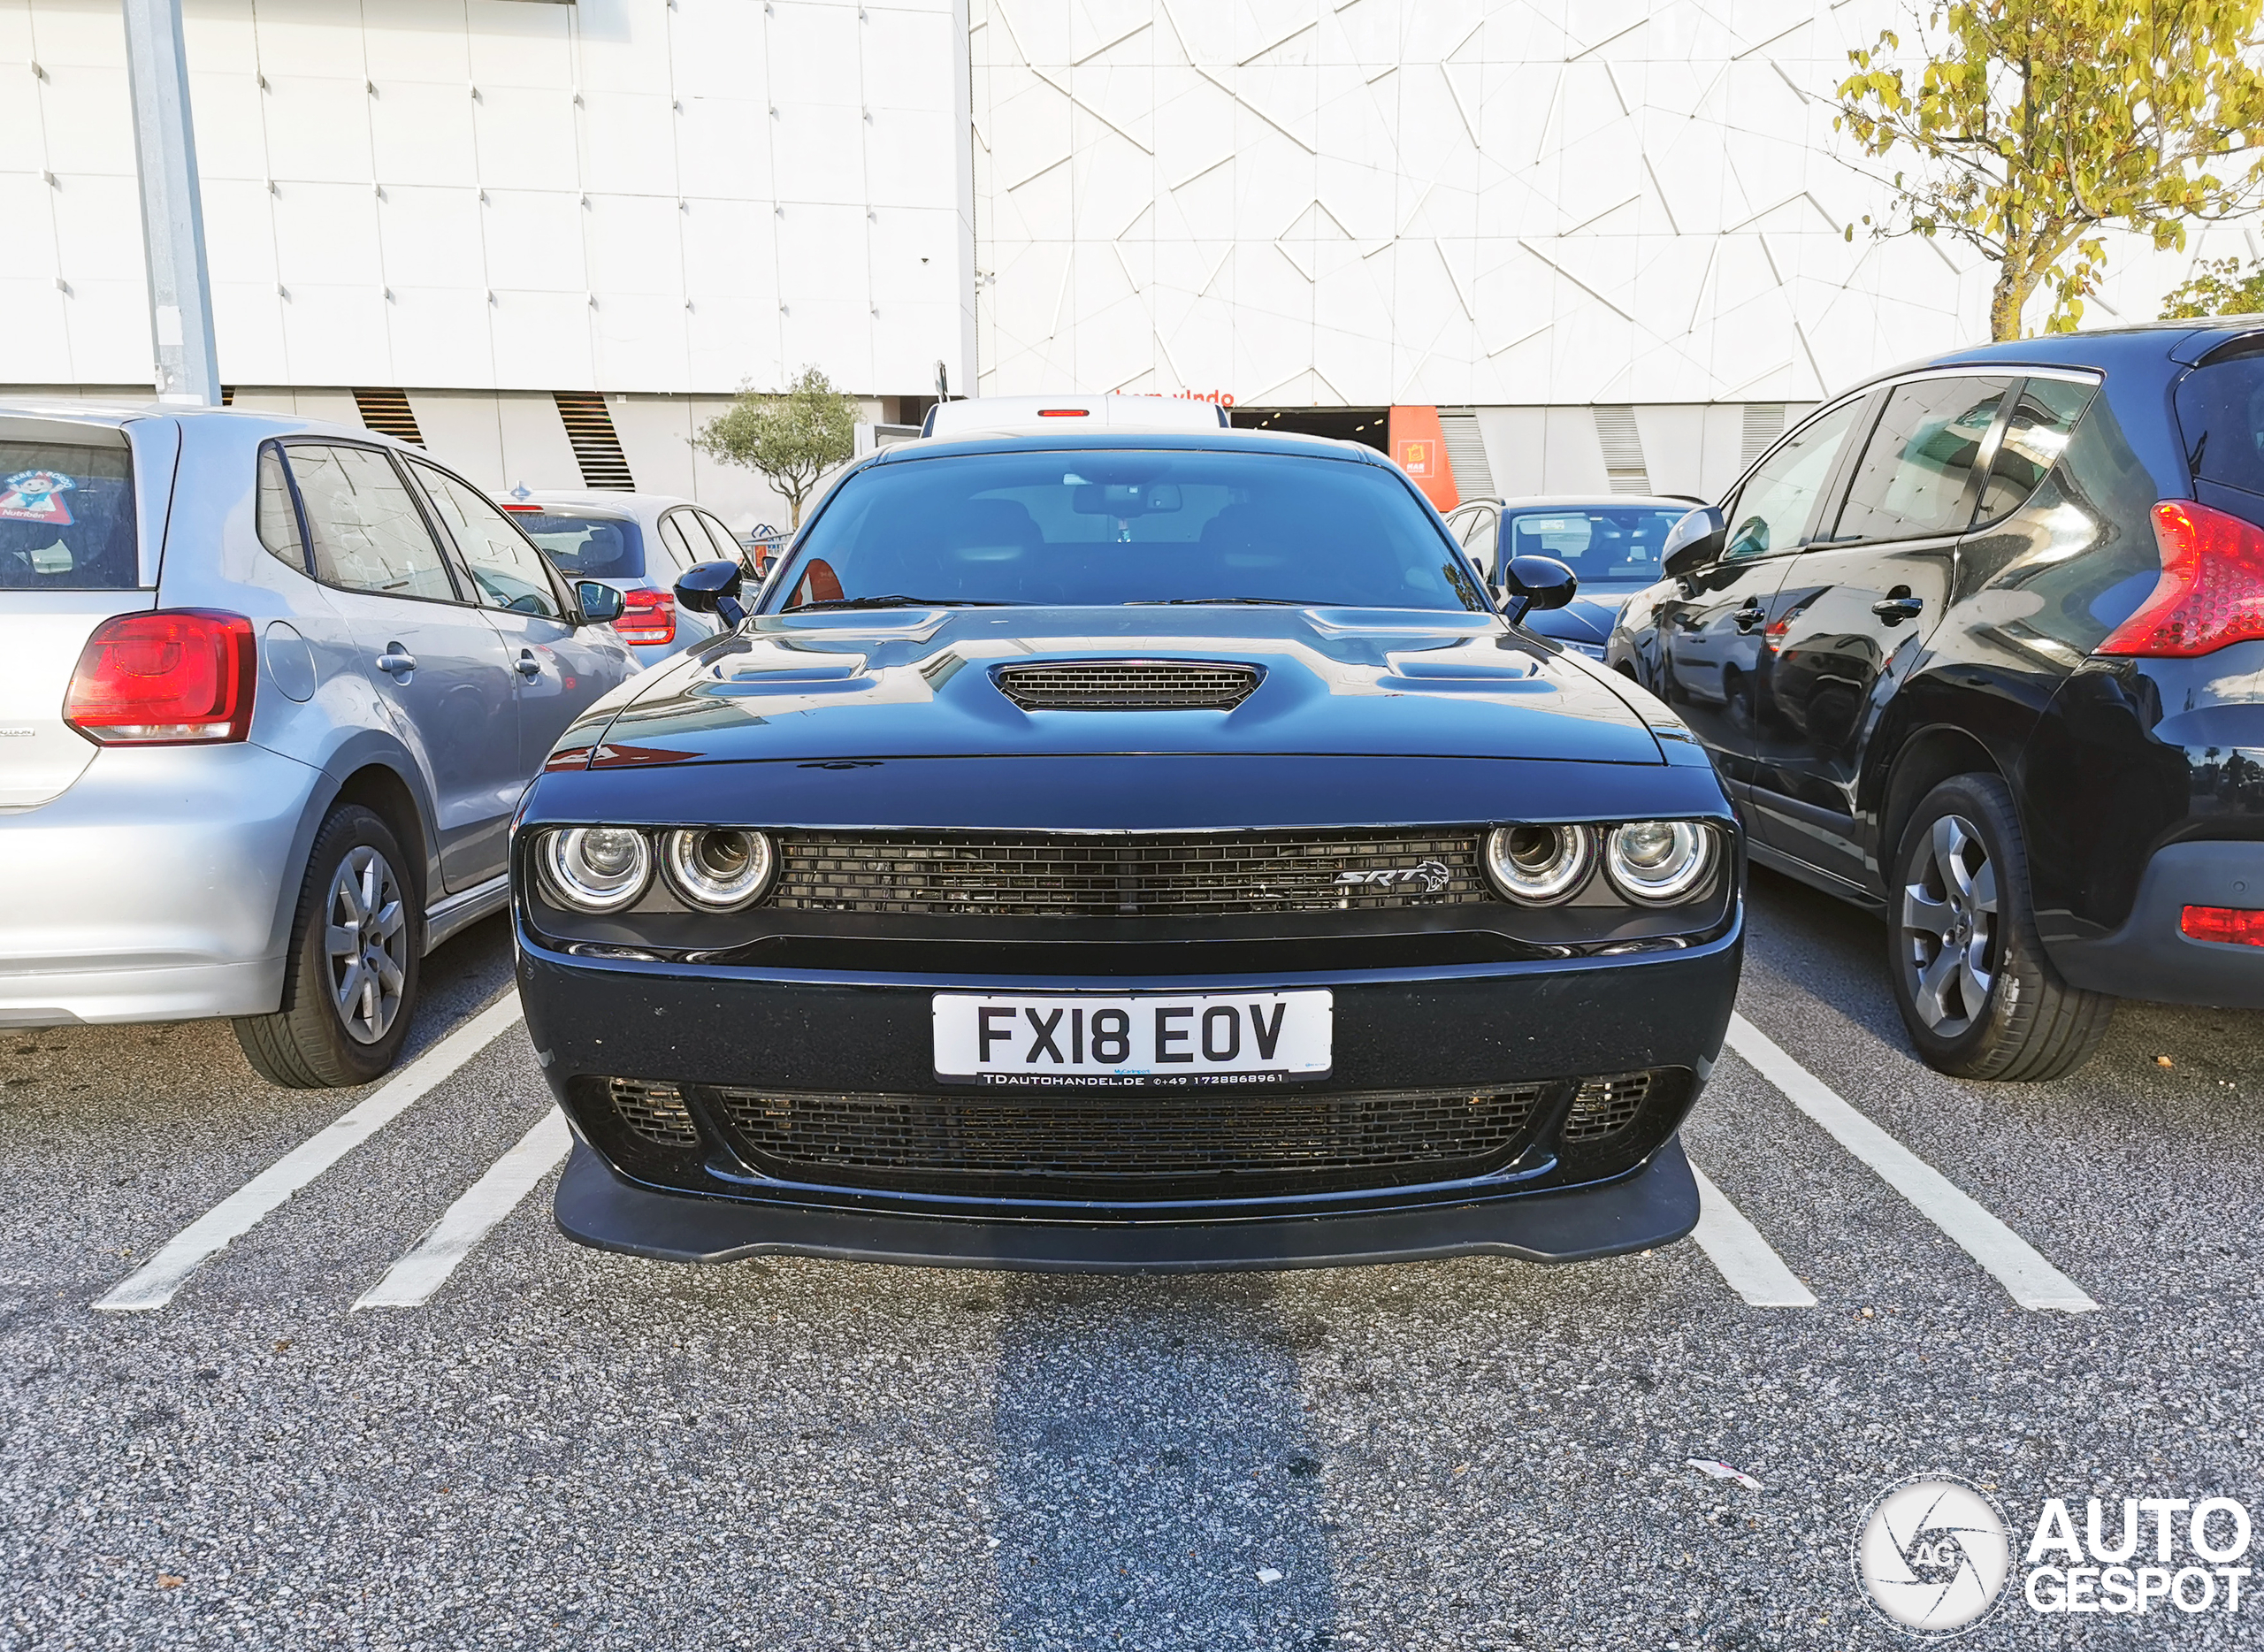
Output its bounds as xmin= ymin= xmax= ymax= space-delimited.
xmin=1854 ymin=1475 xmax=2012 ymax=1638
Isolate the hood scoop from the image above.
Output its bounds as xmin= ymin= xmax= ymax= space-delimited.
xmin=993 ymin=659 xmax=1261 ymax=711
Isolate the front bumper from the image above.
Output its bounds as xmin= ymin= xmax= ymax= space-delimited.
xmin=0 ymin=743 xmax=317 ymax=1024
xmin=2048 ymin=840 xmax=2264 ymax=1007
xmin=520 ymin=920 xmax=1740 ymax=1269
xmin=555 ymin=1133 xmax=1701 ymax=1271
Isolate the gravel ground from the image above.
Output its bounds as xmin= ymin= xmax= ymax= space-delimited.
xmin=3 ymin=875 xmax=2260 ymax=1650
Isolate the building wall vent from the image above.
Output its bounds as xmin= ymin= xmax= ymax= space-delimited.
xmin=1740 ymin=403 xmax=1787 ymax=471
xmin=1592 ymin=405 xmax=1650 ymax=494
xmin=555 ymin=392 xmax=635 ymax=490
xmin=1437 ymin=408 xmax=1495 ymax=501
xmin=353 ymin=387 xmax=424 ymax=445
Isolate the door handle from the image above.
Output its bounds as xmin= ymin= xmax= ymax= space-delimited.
xmin=515 ymin=649 xmax=543 ymax=678
xmin=1871 ymin=595 xmax=1925 ymax=624
xmin=1732 ymin=602 xmax=1767 ymax=632
xmin=374 ymin=646 xmax=416 ymax=677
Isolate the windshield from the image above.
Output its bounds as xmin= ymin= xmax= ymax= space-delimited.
xmin=763 ymin=449 xmax=1485 ymax=612
xmin=0 ymin=437 xmax=139 ymax=590
xmin=517 ymin=512 xmax=646 ymax=579
xmin=1502 ymin=508 xmax=1683 ymax=589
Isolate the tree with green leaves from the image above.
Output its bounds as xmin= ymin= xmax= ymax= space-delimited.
xmin=2161 ymin=250 xmax=2264 ymax=316
xmin=1836 ymin=2 xmax=2264 ymax=340
xmin=692 ymin=366 xmax=860 ymax=528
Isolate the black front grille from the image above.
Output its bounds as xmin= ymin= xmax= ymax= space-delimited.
xmin=712 ymin=1083 xmax=1543 ymax=1196
xmin=770 ymin=830 xmax=1488 ymax=916
xmin=1562 ymin=1072 xmax=1651 ymax=1141
xmin=994 ymin=661 xmax=1259 ymax=711
xmin=611 ymin=1077 xmax=699 ymax=1145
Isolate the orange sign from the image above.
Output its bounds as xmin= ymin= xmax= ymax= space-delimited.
xmin=1388 ymin=406 xmax=1458 ymax=511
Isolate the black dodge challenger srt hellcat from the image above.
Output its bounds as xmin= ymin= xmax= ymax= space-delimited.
xmin=510 ymin=398 xmax=1744 ymax=1271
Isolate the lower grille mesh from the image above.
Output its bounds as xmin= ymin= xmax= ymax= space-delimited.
xmin=770 ymin=829 xmax=1488 ymax=916
xmin=1562 ymin=1072 xmax=1651 ymax=1141
xmin=611 ymin=1077 xmax=699 ymax=1145
xmin=713 ymin=1083 xmax=1543 ymax=1194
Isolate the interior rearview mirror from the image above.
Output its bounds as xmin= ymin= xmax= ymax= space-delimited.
xmin=1660 ymin=506 xmax=1726 ymax=577
xmin=676 ymin=559 xmax=749 ymax=628
xmin=1500 ymin=554 xmax=1578 ymax=624
xmin=575 ymin=580 xmax=625 ymax=624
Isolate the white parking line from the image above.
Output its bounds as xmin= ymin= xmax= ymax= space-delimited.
xmin=1687 ymin=1164 xmax=1817 ymax=1307
xmin=95 ymin=992 xmax=526 ymax=1312
xmin=354 ymin=1107 xmax=571 ymax=1310
xmin=1724 ymin=1013 xmax=2099 ymax=1313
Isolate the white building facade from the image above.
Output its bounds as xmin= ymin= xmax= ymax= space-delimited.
xmin=0 ymin=0 xmax=2238 ymax=520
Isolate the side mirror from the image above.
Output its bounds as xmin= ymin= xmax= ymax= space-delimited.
xmin=1500 ymin=554 xmax=1577 ymax=624
xmin=676 ymin=559 xmax=748 ymax=629
xmin=1660 ymin=506 xmax=1726 ymax=577
xmin=574 ymin=580 xmax=625 ymax=623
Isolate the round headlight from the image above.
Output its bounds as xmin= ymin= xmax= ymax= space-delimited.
xmin=662 ymin=827 xmax=776 ymax=910
xmin=1604 ymin=820 xmax=1716 ymax=904
xmin=540 ymin=826 xmax=652 ymax=912
xmin=1485 ymin=823 xmax=1595 ymax=904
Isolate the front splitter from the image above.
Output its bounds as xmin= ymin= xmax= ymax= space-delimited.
xmin=553 ymin=1136 xmax=1700 ymax=1273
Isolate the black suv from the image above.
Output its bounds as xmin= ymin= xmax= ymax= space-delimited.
xmin=1609 ymin=323 xmax=2264 ymax=1080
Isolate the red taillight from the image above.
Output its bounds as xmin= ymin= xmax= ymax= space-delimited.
xmin=501 ymin=502 xmax=543 ymax=513
xmin=2096 ymin=501 xmax=2264 ymax=657
xmin=2183 ymin=905 xmax=2264 ymax=946
xmin=1037 ymin=408 xmax=1091 ymax=417
xmin=64 ymin=610 xmax=256 ymax=745
xmin=614 ymin=587 xmax=676 ymax=646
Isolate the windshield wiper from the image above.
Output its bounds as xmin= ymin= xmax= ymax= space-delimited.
xmin=1127 ymin=596 xmax=1331 ymax=607
xmin=785 ymin=594 xmax=1029 ymax=612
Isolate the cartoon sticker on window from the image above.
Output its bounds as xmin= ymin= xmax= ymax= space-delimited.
xmin=0 ymin=470 xmax=75 ymax=526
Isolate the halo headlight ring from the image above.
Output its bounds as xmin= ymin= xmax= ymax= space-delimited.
xmin=662 ymin=827 xmax=776 ymax=910
xmin=540 ymin=826 xmax=653 ymax=913
xmin=1603 ymin=820 xmax=1717 ymax=905
xmin=1484 ymin=823 xmax=1596 ymax=905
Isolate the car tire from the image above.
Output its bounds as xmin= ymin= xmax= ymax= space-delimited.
xmin=234 ymin=805 xmax=424 ymax=1089
xmin=1885 ymin=774 xmax=2113 ymax=1082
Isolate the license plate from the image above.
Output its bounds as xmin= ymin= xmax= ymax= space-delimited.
xmin=932 ymin=990 xmax=1332 ymax=1087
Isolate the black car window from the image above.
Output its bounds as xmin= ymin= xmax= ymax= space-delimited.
xmin=1721 ymin=400 xmax=1865 ymax=561
xmin=657 ymin=512 xmax=701 ymax=576
xmin=287 ymin=445 xmax=461 ymax=602
xmin=2174 ymin=352 xmax=2264 ymax=497
xmin=1831 ymin=376 xmax=2013 ymax=543
xmin=1974 ymin=379 xmax=2097 ymax=525
xmin=768 ymin=449 xmax=1485 ymax=611
xmin=517 ymin=511 xmax=646 ymax=578
xmin=1462 ymin=509 xmax=1499 ymax=570
xmin=1503 ymin=508 xmax=1683 ymax=586
xmin=0 ymin=432 xmax=139 ymax=590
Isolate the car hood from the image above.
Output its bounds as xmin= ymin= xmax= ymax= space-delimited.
xmin=560 ymin=605 xmax=1665 ymax=768
xmin=1523 ymin=592 xmax=1636 ymax=648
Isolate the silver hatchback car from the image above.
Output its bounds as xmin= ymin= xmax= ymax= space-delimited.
xmin=0 ymin=404 xmax=639 ymax=1084
xmin=503 ymin=490 xmax=751 ymax=668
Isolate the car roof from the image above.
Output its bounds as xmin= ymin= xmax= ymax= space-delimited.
xmin=1479 ymin=495 xmax=1702 ymax=512
xmin=870 ymin=426 xmax=1385 ymax=465
xmin=922 ymin=394 xmax=1232 ymax=440
xmin=517 ymin=489 xmax=696 ymax=515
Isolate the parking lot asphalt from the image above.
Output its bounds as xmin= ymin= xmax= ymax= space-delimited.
xmin=4 ymin=871 xmax=2260 ymax=1651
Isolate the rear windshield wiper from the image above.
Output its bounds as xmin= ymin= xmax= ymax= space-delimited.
xmin=1126 ymin=596 xmax=1330 ymax=607
xmin=784 ymin=594 xmax=1029 ymax=612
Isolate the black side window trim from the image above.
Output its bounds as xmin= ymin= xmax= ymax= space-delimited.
xmin=259 ymin=438 xmax=314 ymax=578
xmin=271 ymin=437 xmax=472 ymax=608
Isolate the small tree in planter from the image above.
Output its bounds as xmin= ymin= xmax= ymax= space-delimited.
xmin=693 ymin=367 xmax=859 ymax=529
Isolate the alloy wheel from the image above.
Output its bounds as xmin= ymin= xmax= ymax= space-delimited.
xmin=1900 ymin=814 xmax=1999 ymax=1036
xmin=325 ymin=845 xmax=409 ymax=1045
